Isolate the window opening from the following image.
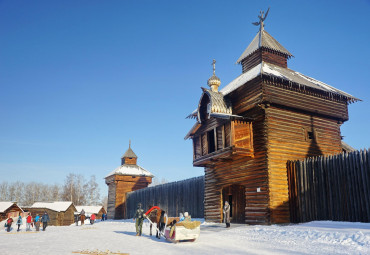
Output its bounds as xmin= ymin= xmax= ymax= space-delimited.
xmin=208 ymin=130 xmax=215 ymax=153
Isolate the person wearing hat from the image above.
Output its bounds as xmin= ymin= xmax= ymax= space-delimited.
xmin=223 ymin=201 xmax=231 ymax=228
xmin=133 ymin=203 xmax=144 ymax=236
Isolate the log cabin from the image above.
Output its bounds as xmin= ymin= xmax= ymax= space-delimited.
xmin=0 ymin=202 xmax=23 ymax=221
xmin=185 ymin=15 xmax=359 ymax=224
xmin=25 ymin=201 xmax=77 ymax=226
xmin=105 ymin=142 xmax=154 ymax=219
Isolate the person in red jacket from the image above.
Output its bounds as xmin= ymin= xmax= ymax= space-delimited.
xmin=6 ymin=217 xmax=13 ymax=232
xmin=26 ymin=213 xmax=33 ymax=231
xmin=90 ymin=214 xmax=96 ymax=225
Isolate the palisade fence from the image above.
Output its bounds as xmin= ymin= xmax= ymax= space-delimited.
xmin=287 ymin=149 xmax=370 ymax=223
xmin=125 ymin=176 xmax=204 ymax=219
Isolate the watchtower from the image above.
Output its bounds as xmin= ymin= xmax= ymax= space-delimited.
xmin=105 ymin=142 xmax=154 ymax=219
xmin=186 ymin=11 xmax=359 ymax=224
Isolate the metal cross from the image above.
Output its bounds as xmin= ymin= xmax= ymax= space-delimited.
xmin=252 ymin=7 xmax=270 ymax=32
xmin=212 ymin=59 xmax=216 ymax=75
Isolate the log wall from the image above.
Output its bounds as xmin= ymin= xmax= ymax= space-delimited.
xmin=265 ymin=105 xmax=343 ymax=223
xmin=125 ymin=176 xmax=204 ymax=218
xmin=204 ymin=107 xmax=270 ymax=224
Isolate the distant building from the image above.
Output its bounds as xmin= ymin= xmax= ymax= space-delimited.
xmin=0 ymin=202 xmax=23 ymax=221
xmin=75 ymin=205 xmax=106 ymax=219
xmin=105 ymin=142 xmax=154 ymax=219
xmin=24 ymin=201 xmax=77 ymax=226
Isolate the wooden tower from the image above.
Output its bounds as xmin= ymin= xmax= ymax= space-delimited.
xmin=105 ymin=142 xmax=154 ymax=219
xmin=185 ymin=12 xmax=359 ymax=224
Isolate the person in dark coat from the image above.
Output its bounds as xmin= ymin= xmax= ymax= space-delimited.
xmin=41 ymin=211 xmax=50 ymax=231
xmin=133 ymin=203 xmax=144 ymax=236
xmin=156 ymin=210 xmax=166 ymax=239
xmin=16 ymin=215 xmax=22 ymax=232
xmin=6 ymin=217 xmax=13 ymax=232
xmin=80 ymin=209 xmax=86 ymax=225
xmin=74 ymin=213 xmax=80 ymax=226
xmin=223 ymin=201 xmax=231 ymax=228
xmin=101 ymin=213 xmax=105 ymax=221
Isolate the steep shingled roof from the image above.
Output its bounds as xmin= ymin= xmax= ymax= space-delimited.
xmin=121 ymin=147 xmax=137 ymax=159
xmin=237 ymin=30 xmax=293 ymax=64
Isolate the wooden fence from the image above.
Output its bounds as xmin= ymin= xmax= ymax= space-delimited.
xmin=125 ymin=176 xmax=204 ymax=218
xmin=287 ymin=149 xmax=370 ymax=223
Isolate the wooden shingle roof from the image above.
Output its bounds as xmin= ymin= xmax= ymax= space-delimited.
xmin=237 ymin=30 xmax=293 ymax=64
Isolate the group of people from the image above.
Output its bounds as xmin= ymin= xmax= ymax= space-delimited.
xmin=132 ymin=203 xmax=194 ymax=238
xmin=74 ymin=209 xmax=105 ymax=226
xmin=4 ymin=212 xmax=50 ymax=232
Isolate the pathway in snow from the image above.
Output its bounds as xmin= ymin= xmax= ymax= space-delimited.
xmin=1 ymin=219 xmax=370 ymax=254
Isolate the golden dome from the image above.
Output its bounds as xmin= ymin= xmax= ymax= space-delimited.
xmin=208 ymin=59 xmax=221 ymax=92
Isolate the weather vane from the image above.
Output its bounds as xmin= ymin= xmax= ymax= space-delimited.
xmin=252 ymin=7 xmax=270 ymax=32
xmin=212 ymin=59 xmax=216 ymax=75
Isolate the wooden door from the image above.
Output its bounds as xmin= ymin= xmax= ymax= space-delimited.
xmin=222 ymin=185 xmax=246 ymax=223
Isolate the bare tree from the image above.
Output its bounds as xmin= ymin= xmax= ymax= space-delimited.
xmin=85 ymin=175 xmax=100 ymax=205
xmin=0 ymin=182 xmax=9 ymax=201
xmin=61 ymin=173 xmax=89 ymax=205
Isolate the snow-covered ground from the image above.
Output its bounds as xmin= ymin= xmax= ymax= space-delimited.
xmin=1 ymin=218 xmax=370 ymax=254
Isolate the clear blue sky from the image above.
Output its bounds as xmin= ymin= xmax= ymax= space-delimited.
xmin=1 ymin=0 xmax=369 ymax=197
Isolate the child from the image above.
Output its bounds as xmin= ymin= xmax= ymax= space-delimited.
xmin=16 ymin=215 xmax=22 ymax=232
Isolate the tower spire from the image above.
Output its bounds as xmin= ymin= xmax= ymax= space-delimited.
xmin=207 ymin=59 xmax=221 ymax=92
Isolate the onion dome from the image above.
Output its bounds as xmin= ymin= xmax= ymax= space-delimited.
xmin=207 ymin=59 xmax=221 ymax=92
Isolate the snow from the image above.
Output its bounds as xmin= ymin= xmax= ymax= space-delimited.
xmin=31 ymin=201 xmax=73 ymax=212
xmin=0 ymin=202 xmax=15 ymax=213
xmin=1 ymin=219 xmax=370 ymax=254
xmin=220 ymin=63 xmax=262 ymax=95
xmin=76 ymin=206 xmax=103 ymax=215
xmin=106 ymin=164 xmax=154 ymax=178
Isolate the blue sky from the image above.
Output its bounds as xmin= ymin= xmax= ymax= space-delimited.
xmin=1 ymin=0 xmax=369 ymax=197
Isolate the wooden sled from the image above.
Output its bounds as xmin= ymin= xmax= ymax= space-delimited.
xmin=164 ymin=221 xmax=201 ymax=243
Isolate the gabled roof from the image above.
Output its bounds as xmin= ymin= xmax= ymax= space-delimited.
xmin=0 ymin=202 xmax=23 ymax=213
xmin=31 ymin=202 xmax=75 ymax=212
xmin=219 ymin=62 xmax=359 ymax=103
xmin=237 ymin=30 xmax=293 ymax=64
xmin=105 ymin=164 xmax=154 ymax=178
xmin=75 ymin=206 xmax=105 ymax=215
xmin=121 ymin=147 xmax=137 ymax=158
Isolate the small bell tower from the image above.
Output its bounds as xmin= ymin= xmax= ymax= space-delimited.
xmin=105 ymin=141 xmax=154 ymax=219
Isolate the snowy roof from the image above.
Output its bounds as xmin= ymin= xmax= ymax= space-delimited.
xmin=75 ymin=206 xmax=104 ymax=215
xmin=219 ymin=62 xmax=359 ymax=102
xmin=31 ymin=202 xmax=75 ymax=212
xmin=105 ymin=164 xmax=154 ymax=178
xmin=0 ymin=202 xmax=22 ymax=213
xmin=237 ymin=30 xmax=293 ymax=63
xmin=121 ymin=147 xmax=137 ymax=158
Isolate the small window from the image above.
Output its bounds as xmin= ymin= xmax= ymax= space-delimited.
xmin=208 ymin=130 xmax=215 ymax=153
xmin=307 ymin=131 xmax=315 ymax=140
